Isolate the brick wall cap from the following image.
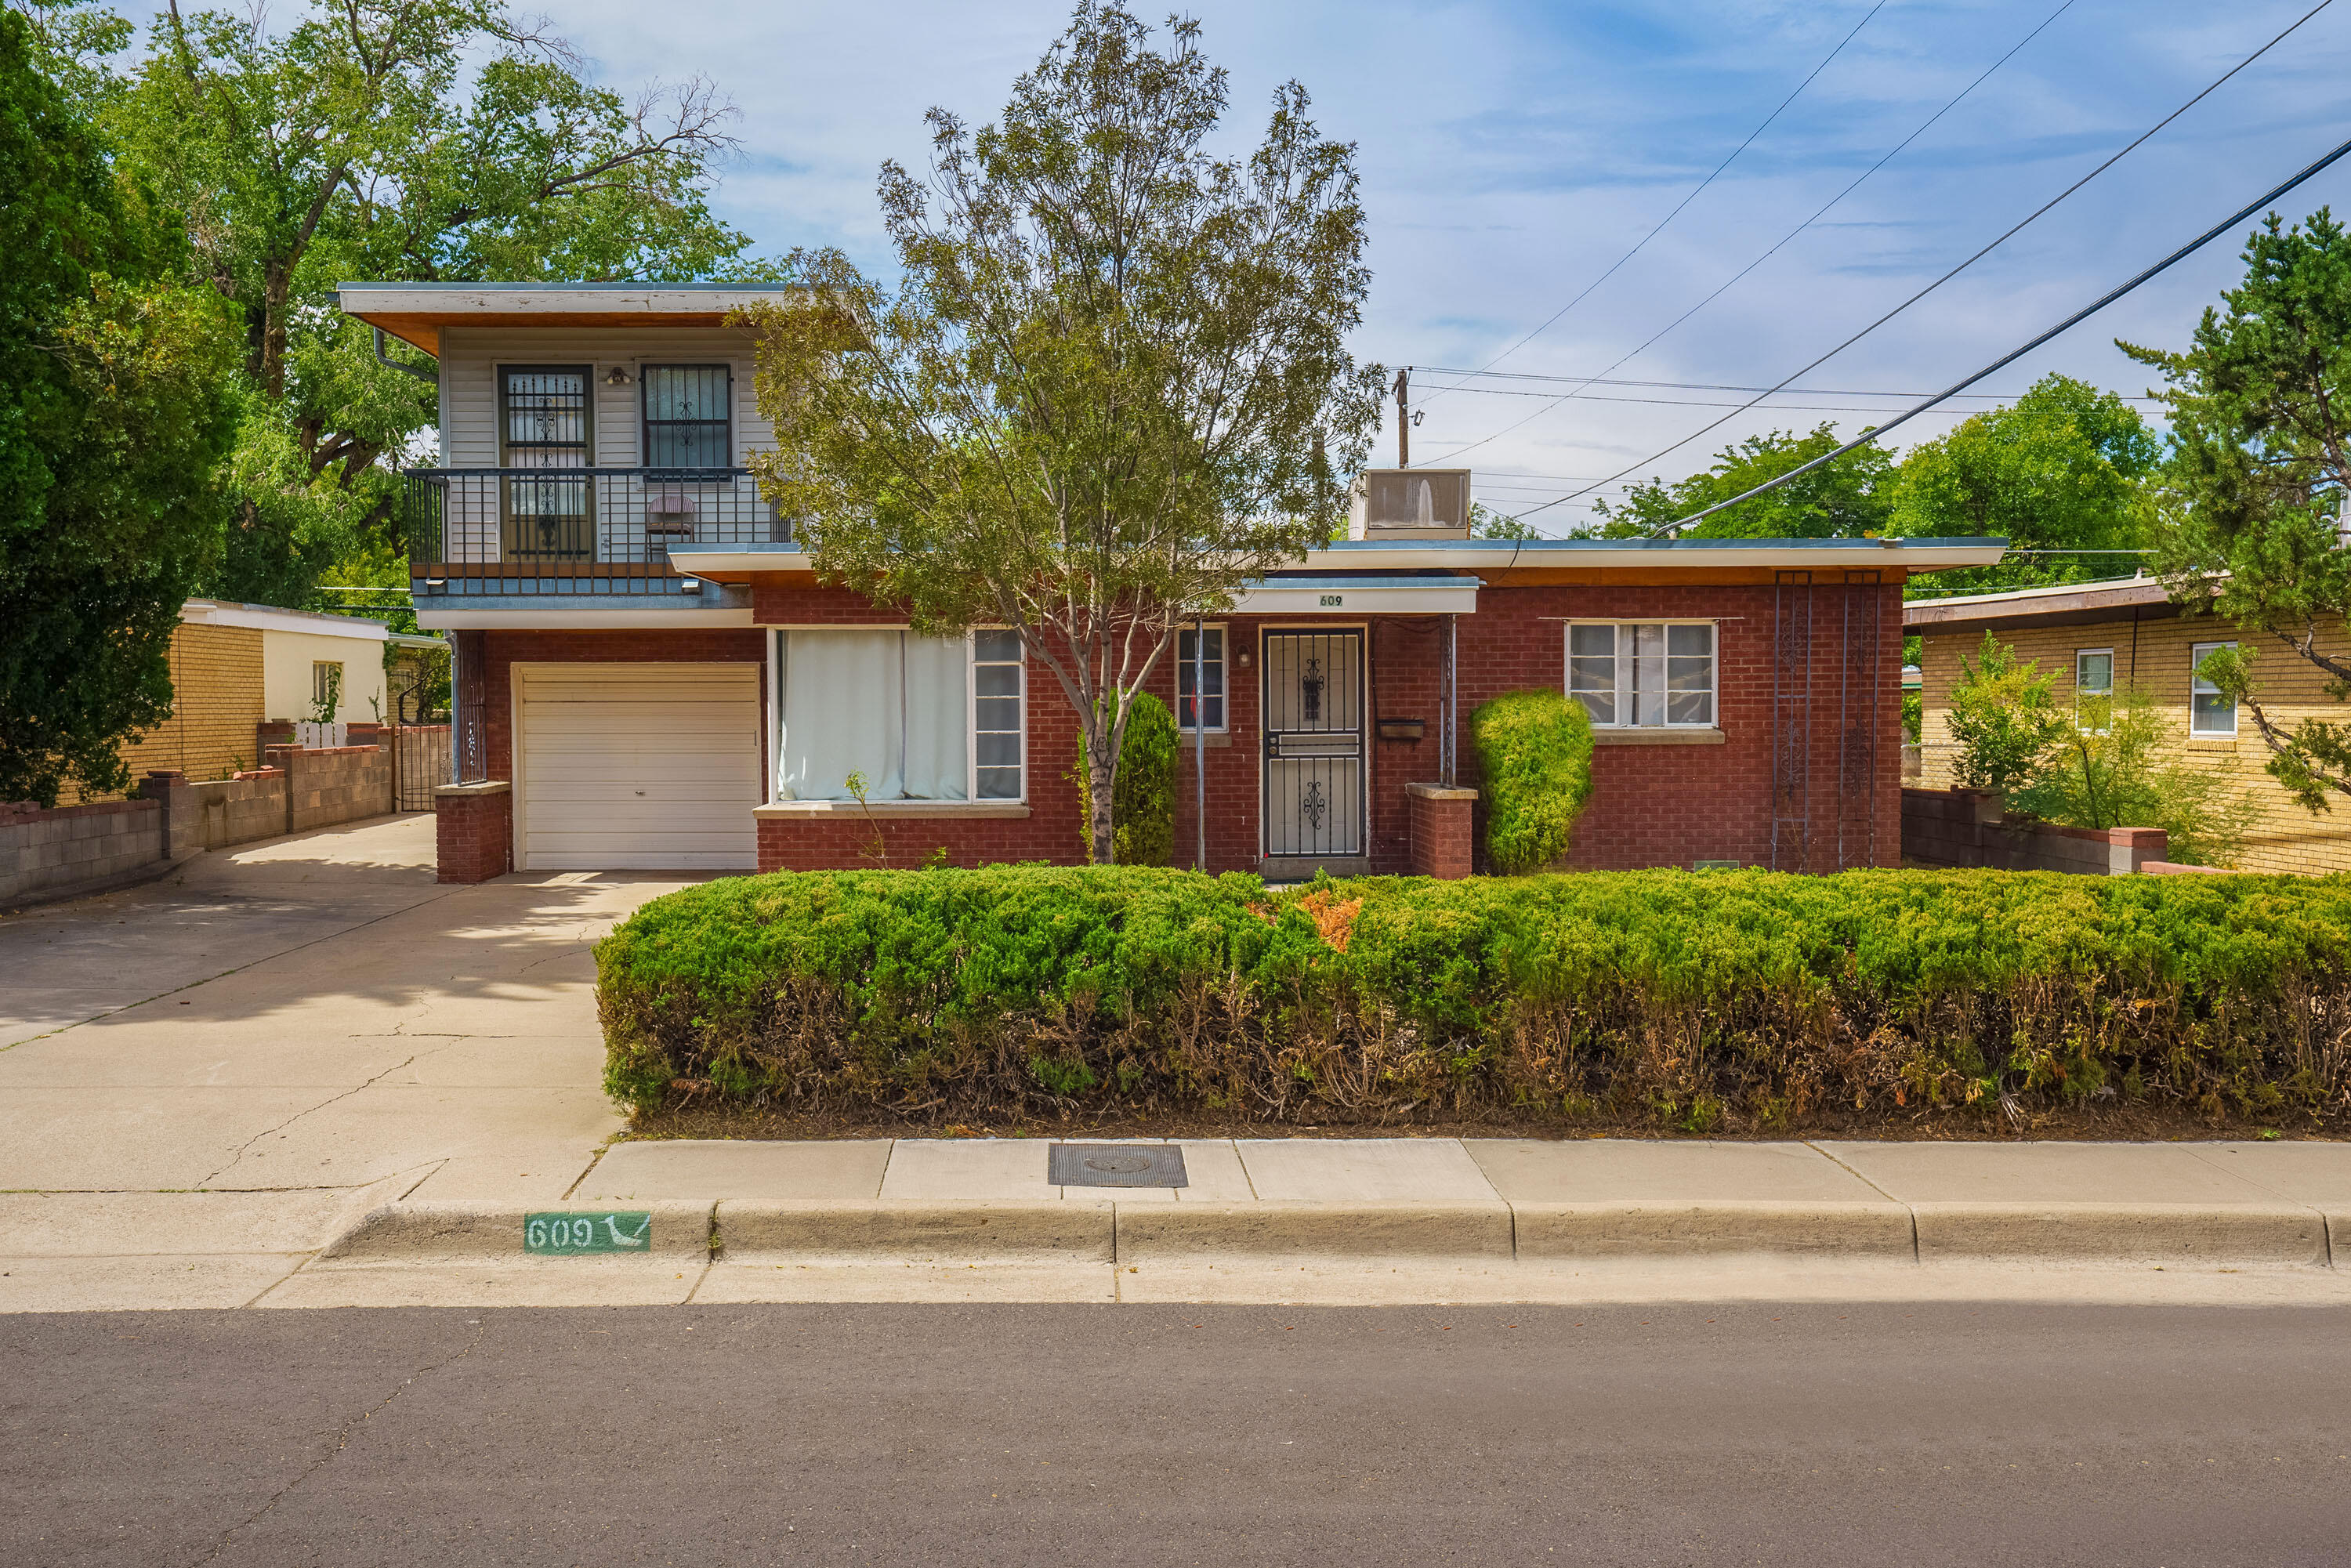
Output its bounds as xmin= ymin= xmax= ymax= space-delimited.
xmin=1404 ymin=782 xmax=1479 ymax=801
xmin=435 ymin=780 xmax=512 ymax=797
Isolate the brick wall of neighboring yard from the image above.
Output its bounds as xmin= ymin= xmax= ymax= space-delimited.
xmin=1914 ymin=610 xmax=2351 ymax=875
xmin=1901 ymin=786 xmax=2172 ymax=874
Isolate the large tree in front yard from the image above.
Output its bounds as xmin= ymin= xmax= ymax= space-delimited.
xmin=2123 ymin=210 xmax=2351 ymax=813
xmin=741 ymin=2 xmax=1382 ymax=863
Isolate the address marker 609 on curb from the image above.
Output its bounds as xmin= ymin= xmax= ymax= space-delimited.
xmin=525 ymin=1211 xmax=654 ymax=1255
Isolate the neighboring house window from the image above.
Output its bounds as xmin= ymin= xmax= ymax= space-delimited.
xmin=642 ymin=365 xmax=732 ymax=469
xmin=311 ymin=661 xmax=343 ymax=715
xmin=2075 ymin=648 xmax=2114 ymax=731
xmin=2191 ymin=641 xmax=2237 ymax=737
xmin=1178 ymin=625 xmax=1226 ymax=731
xmin=1566 ymin=621 xmax=1716 ymax=727
xmin=773 ymin=629 xmax=1025 ymax=801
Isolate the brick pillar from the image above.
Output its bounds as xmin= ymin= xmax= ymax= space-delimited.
xmin=2108 ymin=825 xmax=2168 ymax=874
xmin=1406 ymin=783 xmax=1477 ymax=879
xmin=434 ymin=780 xmax=513 ymax=883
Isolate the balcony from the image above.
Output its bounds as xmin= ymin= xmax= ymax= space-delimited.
xmin=401 ymin=467 xmax=787 ymax=567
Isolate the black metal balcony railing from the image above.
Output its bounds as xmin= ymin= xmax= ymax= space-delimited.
xmin=401 ymin=468 xmax=789 ymax=565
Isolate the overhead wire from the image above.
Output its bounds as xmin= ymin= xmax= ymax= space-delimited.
xmin=1433 ymin=0 xmax=2080 ymax=465
xmin=1418 ymin=0 xmax=1889 ymax=405
xmin=1641 ymin=125 xmax=2351 ymax=533
xmin=1497 ymin=0 xmax=2340 ymax=526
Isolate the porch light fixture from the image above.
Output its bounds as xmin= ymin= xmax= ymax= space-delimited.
xmin=603 ymin=366 xmax=633 ymax=386
xmin=424 ymin=577 xmax=446 ymax=588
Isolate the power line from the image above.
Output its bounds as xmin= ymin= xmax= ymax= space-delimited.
xmin=1440 ymin=0 xmax=2081 ymax=459
xmin=1503 ymin=0 xmax=2338 ymax=523
xmin=1646 ymin=125 xmax=2351 ymax=533
xmin=1415 ymin=368 xmax=2164 ymax=401
xmin=1422 ymin=0 xmax=1889 ymax=403
xmin=1420 ymin=386 xmax=1989 ymax=412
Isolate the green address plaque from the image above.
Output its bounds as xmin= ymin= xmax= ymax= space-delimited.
xmin=525 ymin=1211 xmax=654 ymax=1255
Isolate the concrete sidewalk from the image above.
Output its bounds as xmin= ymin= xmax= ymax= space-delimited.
xmin=16 ymin=1134 xmax=2351 ymax=1313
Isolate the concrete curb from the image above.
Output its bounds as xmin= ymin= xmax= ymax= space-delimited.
xmin=307 ymin=1196 xmax=2343 ymax=1272
xmin=317 ymin=1200 xmax=714 ymax=1262
xmin=1911 ymin=1202 xmax=2328 ymax=1266
xmin=719 ymin=1200 xmax=1114 ymax=1263
xmin=1512 ymin=1200 xmax=1916 ymax=1258
xmin=1116 ymin=1203 xmax=1514 ymax=1262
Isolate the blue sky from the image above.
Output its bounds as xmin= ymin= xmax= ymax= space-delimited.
xmin=133 ymin=0 xmax=2351 ymax=527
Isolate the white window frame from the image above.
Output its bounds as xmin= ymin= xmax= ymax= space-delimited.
xmin=1563 ymin=619 xmax=1719 ymax=730
xmin=2190 ymin=640 xmax=2238 ymax=737
xmin=2074 ymin=646 xmax=2114 ymax=733
xmin=1177 ymin=622 xmax=1229 ymax=733
xmin=764 ymin=625 xmax=1028 ymax=805
xmin=968 ymin=627 xmax=1027 ymax=802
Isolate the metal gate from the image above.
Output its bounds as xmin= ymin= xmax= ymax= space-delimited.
xmin=392 ymin=725 xmax=451 ymax=812
xmin=1262 ymin=630 xmax=1365 ymax=860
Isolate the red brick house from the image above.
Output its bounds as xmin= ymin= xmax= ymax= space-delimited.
xmin=344 ymin=283 xmax=2001 ymax=882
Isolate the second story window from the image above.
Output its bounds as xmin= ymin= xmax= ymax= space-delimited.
xmin=643 ymin=365 xmax=732 ymax=469
xmin=500 ymin=367 xmax=590 ymax=468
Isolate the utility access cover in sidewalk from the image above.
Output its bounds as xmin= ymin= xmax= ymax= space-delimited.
xmin=1049 ymin=1143 xmax=1189 ymax=1189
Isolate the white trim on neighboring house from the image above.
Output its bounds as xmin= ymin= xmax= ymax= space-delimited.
xmin=179 ymin=600 xmax=392 ymax=642
xmin=413 ymin=608 xmax=756 ymax=630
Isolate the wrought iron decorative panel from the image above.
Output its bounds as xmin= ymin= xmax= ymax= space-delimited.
xmin=1262 ymin=631 xmax=1365 ymax=859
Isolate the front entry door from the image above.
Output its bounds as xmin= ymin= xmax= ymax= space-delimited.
xmin=1262 ymin=629 xmax=1365 ymax=860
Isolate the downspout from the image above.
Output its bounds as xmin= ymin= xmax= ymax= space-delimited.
xmin=1194 ymin=616 xmax=1208 ymax=871
xmin=374 ymin=326 xmax=438 ymax=385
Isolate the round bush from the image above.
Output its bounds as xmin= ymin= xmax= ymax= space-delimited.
xmin=1473 ymin=689 xmax=1595 ymax=873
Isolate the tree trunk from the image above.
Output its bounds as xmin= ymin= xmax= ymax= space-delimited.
xmin=1085 ymin=714 xmax=1118 ymax=865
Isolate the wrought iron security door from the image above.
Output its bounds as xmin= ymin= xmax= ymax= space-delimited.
xmin=1262 ymin=630 xmax=1365 ymax=860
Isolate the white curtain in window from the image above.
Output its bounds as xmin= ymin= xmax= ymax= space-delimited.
xmin=775 ymin=630 xmax=969 ymax=801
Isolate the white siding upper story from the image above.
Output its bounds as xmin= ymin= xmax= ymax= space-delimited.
xmin=436 ymin=325 xmax=773 ymax=469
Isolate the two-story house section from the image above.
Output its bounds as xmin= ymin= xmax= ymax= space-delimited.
xmin=342 ymin=281 xmax=2008 ymax=885
xmin=346 ymin=282 xmax=782 ymax=875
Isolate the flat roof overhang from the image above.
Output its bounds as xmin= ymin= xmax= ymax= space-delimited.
xmin=1905 ymin=576 xmax=2183 ymax=636
xmin=413 ymin=605 xmax=756 ymax=631
xmin=336 ymin=282 xmax=797 ymax=354
xmin=669 ymin=536 xmax=2006 ymax=592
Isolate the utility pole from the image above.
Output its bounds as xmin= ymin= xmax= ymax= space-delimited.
xmin=1393 ymin=367 xmax=1410 ymax=468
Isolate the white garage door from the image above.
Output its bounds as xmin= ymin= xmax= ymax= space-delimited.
xmin=515 ymin=663 xmax=761 ymax=871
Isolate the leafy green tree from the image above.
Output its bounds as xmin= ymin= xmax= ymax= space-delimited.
xmin=1889 ymin=372 xmax=2160 ymax=596
xmin=2122 ymin=209 xmax=2351 ymax=814
xmin=1 ymin=10 xmax=240 ymax=805
xmin=1943 ymin=632 xmax=2067 ymax=797
xmin=743 ymin=3 xmax=1382 ymax=864
xmin=2010 ymin=686 xmax=2258 ymax=867
xmin=1585 ymin=425 xmax=1893 ymax=539
xmin=27 ymin=0 xmax=770 ymax=604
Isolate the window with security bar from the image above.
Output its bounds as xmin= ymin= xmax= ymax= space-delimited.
xmin=1565 ymin=621 xmax=1717 ymax=727
xmin=1178 ymin=625 xmax=1226 ymax=731
xmin=642 ymin=365 xmax=732 ymax=469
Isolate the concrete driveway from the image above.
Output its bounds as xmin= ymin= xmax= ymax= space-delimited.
xmin=0 ymin=816 xmax=686 ymax=1308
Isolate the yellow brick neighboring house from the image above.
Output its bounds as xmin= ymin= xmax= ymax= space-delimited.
xmin=74 ymin=601 xmax=396 ymax=801
xmin=1907 ymin=577 xmax=2351 ymax=875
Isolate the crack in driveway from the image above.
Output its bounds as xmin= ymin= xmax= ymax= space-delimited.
xmin=197 ymin=1056 xmax=418 ymax=1187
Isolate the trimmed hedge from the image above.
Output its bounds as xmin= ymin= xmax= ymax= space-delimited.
xmin=1472 ymin=690 xmax=1594 ymax=873
xmin=598 ymin=865 xmax=2351 ymax=1129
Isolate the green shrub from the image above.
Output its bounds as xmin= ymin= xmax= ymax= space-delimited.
xmin=1074 ymin=692 xmax=1177 ymax=866
xmin=1948 ymin=632 xmax=2067 ymax=795
xmin=2012 ymin=685 xmax=2262 ymax=867
xmin=1472 ymin=690 xmax=1594 ymax=872
xmin=597 ymin=864 xmax=2351 ymax=1128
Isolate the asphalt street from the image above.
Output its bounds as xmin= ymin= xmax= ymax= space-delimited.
xmin=7 ymin=1301 xmax=2347 ymax=1566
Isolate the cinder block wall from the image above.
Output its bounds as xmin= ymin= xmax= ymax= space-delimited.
xmin=1914 ymin=612 xmax=2351 ymax=875
xmin=0 ymin=799 xmax=165 ymax=906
